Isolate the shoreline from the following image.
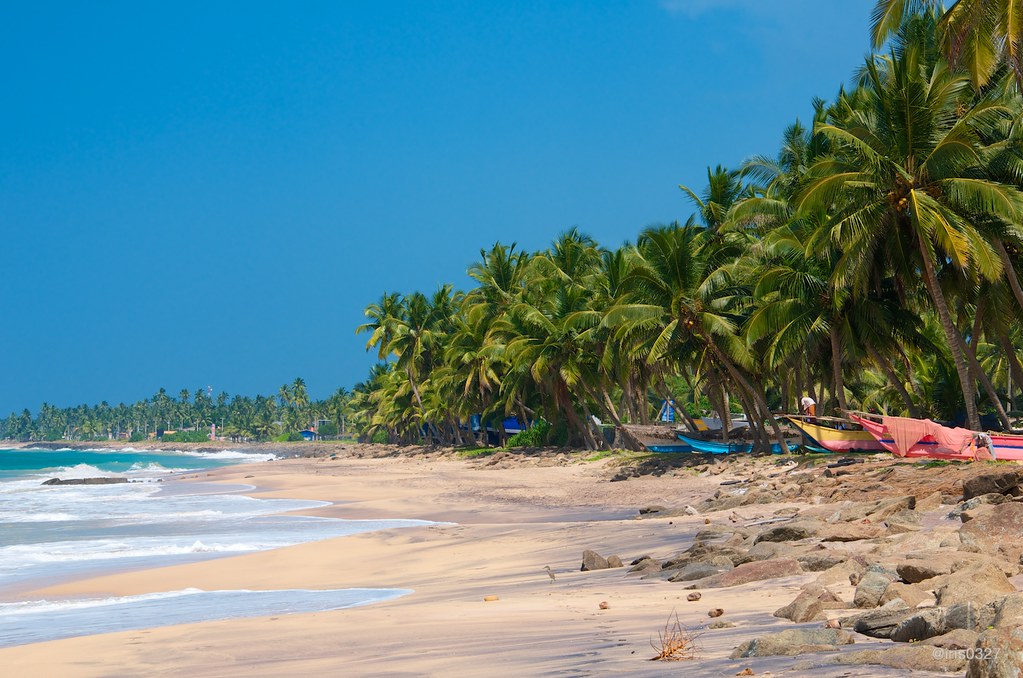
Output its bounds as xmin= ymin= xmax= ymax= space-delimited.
xmin=0 ymin=445 xmax=1019 ymax=675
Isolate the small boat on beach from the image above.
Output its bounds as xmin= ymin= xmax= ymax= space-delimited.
xmin=783 ymin=415 xmax=885 ymax=453
xmin=848 ymin=412 xmax=1023 ymax=461
xmin=676 ymin=433 xmax=795 ymax=455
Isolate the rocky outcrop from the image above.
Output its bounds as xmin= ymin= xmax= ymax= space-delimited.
xmin=831 ymin=645 xmax=968 ymax=673
xmin=580 ymin=550 xmax=609 ymax=571
xmin=934 ymin=562 xmax=1017 ymax=607
xmin=730 ymin=628 xmax=854 ymax=658
xmin=966 ymin=627 xmax=1023 ymax=678
xmin=683 ymin=558 xmax=802 ymax=589
xmin=958 ymin=504 xmax=1023 ymax=569
xmin=41 ymin=477 xmax=129 ymax=485
xmin=853 ymin=563 xmax=899 ymax=608
xmin=773 ymin=583 xmax=844 ymax=623
xmin=962 ymin=471 xmax=1022 ymax=501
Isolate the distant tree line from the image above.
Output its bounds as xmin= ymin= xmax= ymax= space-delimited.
xmin=0 ymin=378 xmax=355 ymax=443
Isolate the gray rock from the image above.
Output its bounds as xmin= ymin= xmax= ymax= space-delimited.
xmin=606 ymin=555 xmax=623 ymax=568
xmin=666 ymin=562 xmax=729 ymax=582
xmin=729 ymin=628 xmax=854 ymax=658
xmin=945 ymin=600 xmax=999 ymax=632
xmin=920 ymin=629 xmax=980 ymax=650
xmin=683 ymin=558 xmax=802 ymax=589
xmin=962 ymin=471 xmax=1022 ymax=501
xmin=842 ymin=600 xmax=913 ymax=638
xmin=753 ymin=522 xmax=819 ymax=544
xmin=832 ymin=645 xmax=967 ymax=673
xmin=773 ymin=583 xmax=844 ymax=623
xmin=890 ymin=607 xmax=948 ymax=642
xmin=992 ymin=592 xmax=1023 ymax=629
xmin=580 ymin=549 xmax=609 ymax=571
xmin=797 ymin=552 xmax=848 ymax=572
xmin=853 ymin=564 xmax=899 ymax=608
xmin=41 ymin=477 xmax=129 ymax=486
xmin=934 ymin=562 xmax=1016 ymax=607
xmin=638 ymin=505 xmax=667 ymax=515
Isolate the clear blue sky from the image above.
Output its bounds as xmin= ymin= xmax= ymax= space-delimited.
xmin=0 ymin=1 xmax=872 ymax=414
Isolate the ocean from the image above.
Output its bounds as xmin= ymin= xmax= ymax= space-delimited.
xmin=0 ymin=447 xmax=426 ymax=648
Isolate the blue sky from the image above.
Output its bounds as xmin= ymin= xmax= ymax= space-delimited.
xmin=0 ymin=1 xmax=872 ymax=414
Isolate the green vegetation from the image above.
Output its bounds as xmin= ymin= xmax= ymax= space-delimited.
xmin=4 ymin=3 xmax=1023 ymax=453
xmin=348 ymin=6 xmax=1023 ymax=452
xmin=160 ymin=430 xmax=212 ymax=443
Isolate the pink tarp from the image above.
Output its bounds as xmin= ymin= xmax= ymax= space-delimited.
xmin=882 ymin=416 xmax=974 ymax=456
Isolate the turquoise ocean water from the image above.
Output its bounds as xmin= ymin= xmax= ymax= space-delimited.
xmin=0 ymin=447 xmax=426 ymax=648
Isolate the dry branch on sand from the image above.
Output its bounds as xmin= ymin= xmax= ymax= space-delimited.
xmin=650 ymin=609 xmax=701 ymax=661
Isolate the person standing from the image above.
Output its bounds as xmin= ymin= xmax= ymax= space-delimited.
xmin=800 ymin=395 xmax=817 ymax=417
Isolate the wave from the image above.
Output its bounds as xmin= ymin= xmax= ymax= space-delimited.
xmin=3 ymin=539 xmax=263 ymax=564
xmin=175 ymin=450 xmax=278 ymax=461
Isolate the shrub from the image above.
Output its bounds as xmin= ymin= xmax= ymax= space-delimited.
xmin=128 ymin=432 xmax=146 ymax=443
xmin=161 ymin=430 xmax=211 ymax=443
xmin=507 ymin=420 xmax=551 ymax=448
xmin=370 ymin=430 xmax=389 ymax=444
xmin=272 ymin=432 xmax=304 ymax=442
xmin=318 ymin=421 xmax=338 ymax=437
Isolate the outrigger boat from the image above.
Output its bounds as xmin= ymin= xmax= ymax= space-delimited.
xmin=848 ymin=412 xmax=1023 ymax=461
xmin=676 ymin=433 xmax=796 ymax=455
xmin=783 ymin=415 xmax=885 ymax=453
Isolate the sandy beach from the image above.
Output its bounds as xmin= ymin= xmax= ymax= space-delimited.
xmin=0 ymin=446 xmax=1020 ymax=677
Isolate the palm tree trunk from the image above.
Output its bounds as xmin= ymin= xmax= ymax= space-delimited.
xmin=917 ymin=236 xmax=981 ymax=430
xmin=830 ymin=323 xmax=848 ymax=413
xmin=655 ymin=379 xmax=700 ymax=433
xmin=705 ymin=341 xmax=787 ymax=453
xmin=996 ymin=239 xmax=1023 ymax=315
xmin=596 ymin=385 xmax=644 ymax=451
xmin=997 ymin=329 xmax=1023 ymax=410
xmin=958 ymin=319 xmax=1011 ymax=430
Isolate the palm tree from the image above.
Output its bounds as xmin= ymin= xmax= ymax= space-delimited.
xmin=871 ymin=0 xmax=1023 ymax=88
xmin=798 ymin=22 xmax=1023 ymax=429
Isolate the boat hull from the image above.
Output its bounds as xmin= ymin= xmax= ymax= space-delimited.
xmin=676 ymin=433 xmax=794 ymax=455
xmin=849 ymin=414 xmax=1023 ymax=461
xmin=784 ymin=417 xmax=885 ymax=453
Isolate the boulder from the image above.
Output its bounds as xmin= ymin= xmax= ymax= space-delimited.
xmin=934 ymin=562 xmax=1017 ymax=607
xmin=606 ymin=555 xmax=623 ymax=568
xmin=962 ymin=471 xmax=1022 ymax=501
xmin=821 ymin=524 xmax=887 ymax=542
xmin=41 ymin=477 xmax=129 ymax=485
xmin=897 ymin=551 xmax=972 ymax=583
xmin=915 ymin=490 xmax=943 ymax=511
xmin=884 ymin=509 xmax=922 ymax=534
xmin=773 ymin=583 xmax=844 ymax=623
xmin=863 ymin=495 xmax=917 ymax=522
xmin=753 ymin=522 xmax=819 ymax=544
xmin=920 ymin=629 xmax=980 ymax=650
xmin=831 ymin=645 xmax=967 ymax=673
xmin=958 ymin=503 xmax=1023 ymax=568
xmin=992 ymin=592 xmax=1023 ymax=629
xmin=734 ymin=540 xmax=798 ymax=564
xmin=815 ymin=559 xmax=866 ymax=587
xmin=626 ymin=557 xmax=661 ymax=575
xmin=890 ymin=607 xmax=949 ymax=642
xmin=797 ymin=552 xmax=848 ymax=572
xmin=683 ymin=558 xmax=802 ymax=589
xmin=666 ymin=562 xmax=730 ymax=583
xmin=729 ymin=628 xmax=854 ymax=658
xmin=945 ymin=600 xmax=999 ymax=632
xmin=853 ymin=564 xmax=899 ymax=608
xmin=580 ymin=550 xmax=609 ymax=571
xmin=966 ymin=627 xmax=1023 ymax=678
xmin=842 ymin=600 xmax=913 ymax=638
xmin=878 ymin=581 xmax=933 ymax=608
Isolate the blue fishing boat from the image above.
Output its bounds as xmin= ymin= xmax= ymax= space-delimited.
xmin=676 ymin=433 xmax=795 ymax=455
xmin=645 ymin=442 xmax=693 ymax=453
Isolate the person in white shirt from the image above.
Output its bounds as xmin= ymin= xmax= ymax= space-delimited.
xmin=800 ymin=395 xmax=817 ymax=416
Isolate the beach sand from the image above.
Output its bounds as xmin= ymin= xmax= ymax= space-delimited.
xmin=0 ymin=449 xmax=982 ymax=677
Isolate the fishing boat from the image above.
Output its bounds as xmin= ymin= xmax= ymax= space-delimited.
xmin=676 ymin=433 xmax=795 ymax=455
xmin=783 ymin=415 xmax=885 ymax=453
xmin=848 ymin=412 xmax=1023 ymax=461
xmin=645 ymin=442 xmax=694 ymax=453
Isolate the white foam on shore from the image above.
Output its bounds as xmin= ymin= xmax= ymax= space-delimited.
xmin=0 ymin=587 xmax=413 ymax=647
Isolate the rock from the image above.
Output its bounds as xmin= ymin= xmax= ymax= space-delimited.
xmin=832 ymin=645 xmax=967 ymax=673
xmin=774 ymin=583 xmax=844 ymax=623
xmin=708 ymin=608 xmax=724 ymax=617
xmin=683 ymin=505 xmax=700 ymax=516
xmin=483 ymin=595 xmax=499 ymax=602
xmin=639 ymin=505 xmax=667 ymax=515
xmin=41 ymin=477 xmax=129 ymax=485
xmin=878 ymin=581 xmax=933 ymax=608
xmin=884 ymin=509 xmax=922 ymax=534
xmin=916 ymin=490 xmax=943 ymax=511
xmin=796 ymin=552 xmax=848 ymax=572
xmin=920 ymin=628 xmax=980 ymax=650
xmin=627 ymin=557 xmax=662 ymax=576
xmin=945 ymin=600 xmax=999 ymax=632
xmin=963 ymin=471 xmax=1022 ymax=501
xmin=853 ymin=564 xmax=899 ymax=608
xmin=683 ymin=558 xmax=803 ymax=589
xmin=708 ymin=621 xmax=735 ymax=629
xmin=753 ymin=522 xmax=820 ymax=543
xmin=598 ymin=601 xmax=609 ymax=610
xmin=959 ymin=503 xmax=1023 ymax=567
xmin=897 ymin=551 xmax=973 ymax=583
xmin=821 ymin=524 xmax=886 ymax=542
xmin=815 ymin=559 xmax=866 ymax=587
xmin=667 ymin=563 xmax=730 ymax=582
xmin=890 ymin=607 xmax=949 ymax=642
xmin=734 ymin=540 xmax=797 ymax=564
xmin=842 ymin=600 xmax=913 ymax=638
xmin=966 ymin=627 xmax=1023 ymax=677
xmin=686 ymin=592 xmax=701 ymax=601
xmin=992 ymin=592 xmax=1023 ymax=629
xmin=862 ymin=495 xmax=917 ymax=522
xmin=729 ymin=628 xmax=854 ymax=658
xmin=934 ymin=562 xmax=1016 ymax=607
xmin=606 ymin=555 xmax=623 ymax=568
xmin=581 ymin=549 xmax=609 ymax=571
